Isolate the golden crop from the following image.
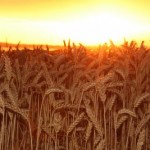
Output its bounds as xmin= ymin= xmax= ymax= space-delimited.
xmin=0 ymin=40 xmax=149 ymax=150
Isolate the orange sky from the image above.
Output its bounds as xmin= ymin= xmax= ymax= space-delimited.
xmin=0 ymin=0 xmax=150 ymax=45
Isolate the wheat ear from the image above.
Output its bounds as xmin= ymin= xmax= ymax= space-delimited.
xmin=135 ymin=114 xmax=150 ymax=137
xmin=134 ymin=93 xmax=150 ymax=108
xmin=136 ymin=128 xmax=145 ymax=150
xmin=85 ymin=121 xmax=93 ymax=142
xmin=117 ymin=108 xmax=136 ymax=118
xmin=67 ymin=112 xmax=85 ymax=135
xmin=95 ymin=139 xmax=105 ymax=150
xmin=85 ymin=104 xmax=103 ymax=137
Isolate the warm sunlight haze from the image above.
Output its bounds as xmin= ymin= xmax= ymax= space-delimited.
xmin=0 ymin=2 xmax=150 ymax=149
xmin=0 ymin=0 xmax=150 ymax=45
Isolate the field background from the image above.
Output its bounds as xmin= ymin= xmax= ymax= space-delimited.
xmin=0 ymin=41 xmax=150 ymax=150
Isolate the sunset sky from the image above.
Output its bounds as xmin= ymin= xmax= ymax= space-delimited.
xmin=0 ymin=0 xmax=150 ymax=45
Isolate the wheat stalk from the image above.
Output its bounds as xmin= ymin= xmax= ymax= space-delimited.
xmin=41 ymin=61 xmax=54 ymax=86
xmin=45 ymin=88 xmax=63 ymax=96
xmin=5 ymin=84 xmax=17 ymax=107
xmin=32 ymin=70 xmax=43 ymax=85
xmin=3 ymin=54 xmax=12 ymax=81
xmin=116 ymin=115 xmax=128 ymax=129
xmin=85 ymin=104 xmax=103 ymax=137
xmin=134 ymin=93 xmax=150 ymax=108
xmin=67 ymin=112 xmax=85 ymax=134
xmin=117 ymin=108 xmax=137 ymax=118
xmin=4 ymin=102 xmax=28 ymax=120
xmin=53 ymin=112 xmax=62 ymax=133
xmin=95 ymin=139 xmax=105 ymax=150
xmin=85 ymin=121 xmax=93 ymax=142
xmin=115 ymin=69 xmax=126 ymax=80
xmin=55 ymin=54 xmax=66 ymax=67
xmin=136 ymin=128 xmax=145 ymax=150
xmin=135 ymin=114 xmax=150 ymax=137
xmin=106 ymin=94 xmax=116 ymax=111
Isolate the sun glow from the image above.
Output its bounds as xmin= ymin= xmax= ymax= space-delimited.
xmin=0 ymin=1 xmax=150 ymax=46
xmin=61 ymin=12 xmax=145 ymax=45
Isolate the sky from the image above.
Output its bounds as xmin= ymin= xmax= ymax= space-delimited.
xmin=0 ymin=0 xmax=150 ymax=45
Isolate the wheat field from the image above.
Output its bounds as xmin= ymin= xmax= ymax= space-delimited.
xmin=0 ymin=40 xmax=150 ymax=150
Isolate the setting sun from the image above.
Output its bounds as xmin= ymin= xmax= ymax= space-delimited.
xmin=0 ymin=0 xmax=150 ymax=45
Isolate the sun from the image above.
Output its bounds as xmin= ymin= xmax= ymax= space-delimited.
xmin=59 ymin=11 xmax=144 ymax=45
xmin=0 ymin=9 xmax=147 ymax=46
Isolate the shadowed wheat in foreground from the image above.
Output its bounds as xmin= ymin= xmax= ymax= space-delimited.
xmin=0 ymin=41 xmax=150 ymax=150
